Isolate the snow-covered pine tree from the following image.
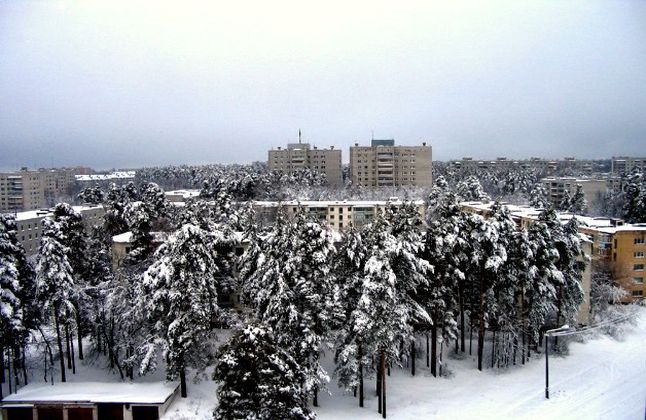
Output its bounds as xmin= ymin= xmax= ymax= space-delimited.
xmin=242 ymin=207 xmax=337 ymax=406
xmin=553 ymin=217 xmax=585 ymax=328
xmin=528 ymin=183 xmax=550 ymax=209
xmin=77 ymin=185 xmax=105 ymax=205
xmin=384 ymin=201 xmax=433 ymax=375
xmin=466 ymin=203 xmax=508 ymax=371
xmin=423 ymin=192 xmax=462 ymax=375
xmin=36 ymin=218 xmax=77 ymax=383
xmin=213 ymin=322 xmax=314 ymax=420
xmin=138 ymin=223 xmax=226 ymax=397
xmin=0 ymin=214 xmax=38 ymax=391
xmin=486 ymin=203 xmax=520 ymax=368
xmin=334 ymin=226 xmax=373 ymax=406
xmin=0 ymin=214 xmax=25 ymax=387
xmin=52 ymin=203 xmax=89 ymax=360
xmin=525 ymin=212 xmax=561 ymax=346
xmin=456 ymin=176 xmax=490 ymax=202
xmin=558 ymin=189 xmax=573 ymax=212
xmin=622 ymin=171 xmax=646 ymax=223
xmin=570 ymin=185 xmax=588 ymax=215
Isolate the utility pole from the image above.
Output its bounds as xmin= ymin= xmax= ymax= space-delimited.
xmin=544 ymin=325 xmax=570 ymax=399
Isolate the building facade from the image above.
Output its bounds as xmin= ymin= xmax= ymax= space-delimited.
xmin=349 ymin=139 xmax=432 ymax=187
xmin=611 ymin=156 xmax=646 ymax=175
xmin=1 ymin=167 xmax=88 ymax=212
xmin=13 ymin=205 xmax=105 ymax=255
xmin=540 ymin=177 xmax=609 ymax=210
xmin=252 ymin=199 xmax=425 ymax=231
xmin=268 ymin=143 xmax=342 ymax=186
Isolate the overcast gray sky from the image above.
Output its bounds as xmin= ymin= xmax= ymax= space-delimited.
xmin=1 ymin=0 xmax=645 ymax=170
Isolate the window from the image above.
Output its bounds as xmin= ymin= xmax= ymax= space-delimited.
xmin=634 ymin=277 xmax=644 ymax=284
xmin=635 ymin=237 xmax=645 ymax=245
xmin=636 ymin=251 xmax=645 ymax=258
xmin=339 ymin=222 xmax=343 ymax=228
xmin=634 ymin=264 xmax=644 ymax=271
xmin=632 ymin=290 xmax=643 ymax=297
xmin=330 ymin=215 xmax=335 ymax=220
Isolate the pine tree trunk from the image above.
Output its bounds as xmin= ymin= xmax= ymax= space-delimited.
xmin=54 ymin=308 xmax=67 ymax=383
xmin=65 ymin=321 xmax=72 ymax=370
xmin=431 ymin=326 xmax=437 ymax=377
xmin=70 ymin=331 xmax=76 ymax=374
xmin=0 ymin=345 xmax=5 ymax=383
xmin=377 ymin=355 xmax=382 ymax=414
xmin=491 ymin=330 xmax=496 ymax=369
xmin=411 ymin=340 xmax=415 ymax=376
xmin=180 ymin=366 xmax=187 ymax=398
xmin=469 ymin=315 xmax=473 ymax=355
xmin=426 ymin=333 xmax=430 ymax=367
xmin=477 ymin=281 xmax=486 ymax=371
xmin=313 ymin=387 xmax=318 ymax=407
xmin=358 ymin=340 xmax=364 ymax=408
xmin=380 ymin=350 xmax=386 ymax=419
xmin=459 ymin=282 xmax=466 ymax=352
xmin=75 ymin=307 xmax=84 ymax=360
xmin=21 ymin=345 xmax=27 ymax=386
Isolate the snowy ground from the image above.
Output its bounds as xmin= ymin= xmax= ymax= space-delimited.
xmin=3 ymin=309 xmax=644 ymax=420
xmin=166 ymin=308 xmax=646 ymax=420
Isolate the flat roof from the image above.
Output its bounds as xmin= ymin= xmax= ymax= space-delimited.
xmin=2 ymin=381 xmax=178 ymax=405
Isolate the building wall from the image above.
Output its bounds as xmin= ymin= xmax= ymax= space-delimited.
xmin=268 ymin=143 xmax=343 ymax=186
xmin=540 ymin=177 xmax=608 ymax=210
xmin=611 ymin=230 xmax=646 ymax=302
xmin=349 ymin=141 xmax=432 ymax=187
xmin=14 ymin=205 xmax=105 ymax=256
xmin=252 ymin=200 xmax=426 ymax=232
xmin=1 ymin=168 xmax=84 ymax=212
xmin=611 ymin=156 xmax=646 ymax=175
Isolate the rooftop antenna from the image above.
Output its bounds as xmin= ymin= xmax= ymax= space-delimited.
xmin=371 ymin=130 xmax=374 ymax=140
xmin=298 ymin=129 xmax=302 ymax=144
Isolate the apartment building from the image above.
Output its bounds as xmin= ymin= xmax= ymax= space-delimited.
xmin=1 ymin=167 xmax=88 ymax=212
xmin=13 ymin=205 xmax=105 ymax=255
xmin=449 ymin=157 xmax=595 ymax=174
xmin=0 ymin=171 xmax=46 ymax=212
xmin=349 ymin=139 xmax=432 ymax=188
xmin=540 ymin=177 xmax=609 ymax=210
xmin=252 ymin=199 xmax=425 ymax=232
xmin=611 ymin=156 xmax=646 ymax=175
xmin=268 ymin=142 xmax=342 ymax=186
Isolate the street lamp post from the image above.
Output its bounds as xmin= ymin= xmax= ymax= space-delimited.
xmin=544 ymin=325 xmax=570 ymax=400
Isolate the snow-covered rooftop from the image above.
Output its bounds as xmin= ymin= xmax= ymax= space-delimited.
xmin=460 ymin=201 xmax=646 ymax=233
xmin=2 ymin=381 xmax=178 ymax=404
xmin=13 ymin=205 xmax=103 ymax=222
xmin=252 ymin=199 xmax=425 ymax=207
xmin=75 ymin=171 xmax=135 ymax=182
xmin=165 ymin=189 xmax=201 ymax=198
xmin=112 ymin=231 xmax=171 ymax=244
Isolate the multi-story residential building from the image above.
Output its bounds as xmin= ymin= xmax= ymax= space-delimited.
xmin=268 ymin=142 xmax=342 ymax=186
xmin=1 ymin=167 xmax=90 ymax=212
xmin=12 ymin=205 xmax=105 ymax=255
xmin=252 ymin=199 xmax=425 ymax=231
xmin=0 ymin=171 xmax=46 ymax=212
xmin=611 ymin=156 xmax=646 ymax=175
xmin=540 ymin=177 xmax=609 ymax=210
xmin=448 ymin=157 xmax=597 ymax=174
xmin=349 ymin=139 xmax=432 ymax=187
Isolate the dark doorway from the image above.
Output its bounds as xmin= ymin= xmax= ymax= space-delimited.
xmin=97 ymin=403 xmax=124 ymax=420
xmin=5 ymin=407 xmax=33 ymax=420
xmin=37 ymin=407 xmax=63 ymax=420
xmin=68 ymin=407 xmax=94 ymax=420
xmin=132 ymin=406 xmax=159 ymax=420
